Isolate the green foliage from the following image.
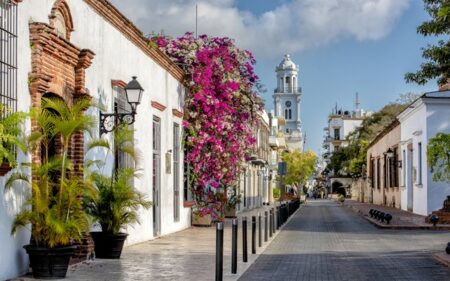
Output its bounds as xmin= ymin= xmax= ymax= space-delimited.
xmin=328 ymin=102 xmax=407 ymax=177
xmin=85 ymin=126 xmax=151 ymax=234
xmin=0 ymin=105 xmax=27 ymax=167
xmin=427 ymin=132 xmax=450 ymax=182
xmin=8 ymin=97 xmax=96 ymax=248
xmin=273 ymin=187 xmax=280 ymax=199
xmin=281 ymin=150 xmax=317 ymax=186
xmin=405 ymin=0 xmax=450 ymax=86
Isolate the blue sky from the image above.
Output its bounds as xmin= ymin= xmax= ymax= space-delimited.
xmin=111 ymin=0 xmax=439 ymax=154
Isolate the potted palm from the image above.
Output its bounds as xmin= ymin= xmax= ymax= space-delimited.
xmin=7 ymin=97 xmax=96 ymax=278
xmin=0 ymin=104 xmax=26 ymax=175
xmin=85 ymin=126 xmax=151 ymax=259
xmin=224 ymin=186 xmax=241 ymax=218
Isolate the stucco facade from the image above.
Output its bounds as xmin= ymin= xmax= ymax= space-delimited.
xmin=398 ymin=91 xmax=450 ymax=216
xmin=1 ymin=1 xmax=189 ymax=279
xmin=366 ymin=122 xmax=401 ymax=209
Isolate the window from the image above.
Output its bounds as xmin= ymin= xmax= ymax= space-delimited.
xmin=377 ymin=158 xmax=381 ymax=189
xmin=152 ymin=116 xmax=161 ymax=236
xmin=173 ymin=123 xmax=180 ymax=222
xmin=418 ymin=142 xmax=422 ymax=184
xmin=114 ymin=87 xmax=134 ymax=174
xmin=393 ymin=148 xmax=399 ymax=187
xmin=370 ymin=158 xmax=375 ymax=188
xmin=183 ymin=127 xmax=192 ymax=202
xmin=383 ymin=154 xmax=387 ymax=188
xmin=0 ymin=0 xmax=18 ymax=115
xmin=288 ymin=109 xmax=292 ymax=120
xmin=285 ymin=109 xmax=288 ymax=120
xmin=334 ymin=128 xmax=340 ymax=140
xmin=402 ymin=149 xmax=406 ymax=186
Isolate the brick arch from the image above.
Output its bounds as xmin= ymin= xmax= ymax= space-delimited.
xmin=28 ymin=20 xmax=95 ymax=176
xmin=49 ymin=0 xmax=74 ymax=40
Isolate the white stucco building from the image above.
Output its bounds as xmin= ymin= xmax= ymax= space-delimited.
xmin=273 ymin=54 xmax=303 ymax=151
xmin=398 ymin=91 xmax=450 ymax=216
xmin=1 ymin=1 xmax=190 ymax=279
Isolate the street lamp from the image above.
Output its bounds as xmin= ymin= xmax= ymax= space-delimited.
xmin=99 ymin=76 xmax=144 ymax=136
xmin=385 ymin=147 xmax=402 ymax=168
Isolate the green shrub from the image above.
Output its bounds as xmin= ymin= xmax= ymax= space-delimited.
xmin=273 ymin=187 xmax=280 ymax=199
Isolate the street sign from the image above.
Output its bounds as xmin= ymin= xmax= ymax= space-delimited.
xmin=278 ymin=162 xmax=287 ymax=176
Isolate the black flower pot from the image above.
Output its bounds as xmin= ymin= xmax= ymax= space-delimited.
xmin=24 ymin=244 xmax=76 ymax=279
xmin=90 ymin=232 xmax=128 ymax=259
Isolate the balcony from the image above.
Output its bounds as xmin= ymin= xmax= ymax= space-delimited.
xmin=273 ymin=87 xmax=302 ymax=94
xmin=269 ymin=135 xmax=279 ymax=148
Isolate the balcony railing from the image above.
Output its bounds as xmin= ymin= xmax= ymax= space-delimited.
xmin=274 ymin=87 xmax=302 ymax=94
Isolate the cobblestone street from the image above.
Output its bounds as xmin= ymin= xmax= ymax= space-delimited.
xmin=239 ymin=200 xmax=450 ymax=281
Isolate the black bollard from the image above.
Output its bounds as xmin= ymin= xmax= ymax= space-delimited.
xmin=269 ymin=209 xmax=273 ymax=238
xmin=242 ymin=216 xmax=248 ymax=263
xmin=231 ymin=219 xmax=237 ymax=274
xmin=264 ymin=211 xmax=268 ymax=242
xmin=277 ymin=206 xmax=281 ymax=229
xmin=273 ymin=208 xmax=277 ymax=234
xmin=215 ymin=222 xmax=224 ymax=281
xmin=272 ymin=208 xmax=276 ymax=233
xmin=258 ymin=212 xmax=262 ymax=247
xmin=252 ymin=216 xmax=256 ymax=254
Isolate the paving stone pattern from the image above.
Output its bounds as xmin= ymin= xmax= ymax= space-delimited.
xmin=15 ymin=206 xmax=277 ymax=281
xmin=239 ymin=200 xmax=450 ymax=281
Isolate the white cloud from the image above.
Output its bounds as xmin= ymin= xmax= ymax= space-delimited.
xmin=109 ymin=0 xmax=411 ymax=58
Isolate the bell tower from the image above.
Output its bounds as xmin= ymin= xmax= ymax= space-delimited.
xmin=273 ymin=54 xmax=303 ymax=151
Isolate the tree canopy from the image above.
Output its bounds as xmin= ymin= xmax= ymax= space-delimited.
xmin=405 ymin=0 xmax=450 ymax=86
xmin=428 ymin=132 xmax=450 ymax=182
xmin=281 ymin=150 xmax=317 ymax=187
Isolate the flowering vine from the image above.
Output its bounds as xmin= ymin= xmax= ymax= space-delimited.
xmin=151 ymin=33 xmax=263 ymax=220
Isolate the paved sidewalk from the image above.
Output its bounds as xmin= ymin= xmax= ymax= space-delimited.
xmin=13 ymin=205 xmax=293 ymax=281
xmin=239 ymin=199 xmax=450 ymax=281
xmin=343 ymin=200 xmax=450 ymax=229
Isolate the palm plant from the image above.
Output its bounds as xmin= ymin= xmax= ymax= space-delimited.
xmin=85 ymin=125 xmax=151 ymax=234
xmin=0 ymin=104 xmax=26 ymax=169
xmin=7 ymin=96 xmax=96 ymax=248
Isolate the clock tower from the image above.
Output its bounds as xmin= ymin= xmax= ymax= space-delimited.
xmin=273 ymin=54 xmax=303 ymax=151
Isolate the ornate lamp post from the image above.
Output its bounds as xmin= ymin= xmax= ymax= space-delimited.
xmin=99 ymin=76 xmax=144 ymax=136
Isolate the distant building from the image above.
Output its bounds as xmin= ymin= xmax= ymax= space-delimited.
xmin=273 ymin=54 xmax=303 ymax=151
xmin=322 ymin=94 xmax=371 ymax=195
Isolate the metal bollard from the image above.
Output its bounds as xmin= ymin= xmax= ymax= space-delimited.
xmin=231 ymin=219 xmax=237 ymax=274
xmin=272 ymin=208 xmax=276 ymax=234
xmin=215 ymin=222 xmax=224 ymax=281
xmin=277 ymin=206 xmax=280 ymax=229
xmin=269 ymin=209 xmax=273 ymax=238
xmin=258 ymin=212 xmax=262 ymax=247
xmin=264 ymin=211 xmax=268 ymax=242
xmin=242 ymin=216 xmax=248 ymax=263
xmin=252 ymin=216 xmax=256 ymax=254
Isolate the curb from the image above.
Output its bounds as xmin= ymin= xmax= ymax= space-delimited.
xmin=343 ymin=204 xmax=450 ymax=230
xmin=433 ymin=252 xmax=450 ymax=267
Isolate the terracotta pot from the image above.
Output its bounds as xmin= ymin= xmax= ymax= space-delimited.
xmin=224 ymin=206 xmax=236 ymax=218
xmin=192 ymin=213 xmax=212 ymax=226
xmin=0 ymin=162 xmax=12 ymax=176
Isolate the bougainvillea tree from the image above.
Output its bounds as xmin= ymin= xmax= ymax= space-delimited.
xmin=151 ymin=33 xmax=263 ymax=220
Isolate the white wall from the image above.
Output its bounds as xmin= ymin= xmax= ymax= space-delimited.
xmin=400 ymin=103 xmax=427 ymax=215
xmin=400 ymin=96 xmax=450 ymax=216
xmin=2 ymin=1 xmax=190 ymax=278
xmin=426 ymin=100 xmax=450 ymax=214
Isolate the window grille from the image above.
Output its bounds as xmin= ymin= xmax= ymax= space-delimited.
xmin=0 ymin=0 xmax=18 ymax=116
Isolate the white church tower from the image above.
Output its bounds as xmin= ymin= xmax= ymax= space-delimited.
xmin=273 ymin=54 xmax=303 ymax=151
